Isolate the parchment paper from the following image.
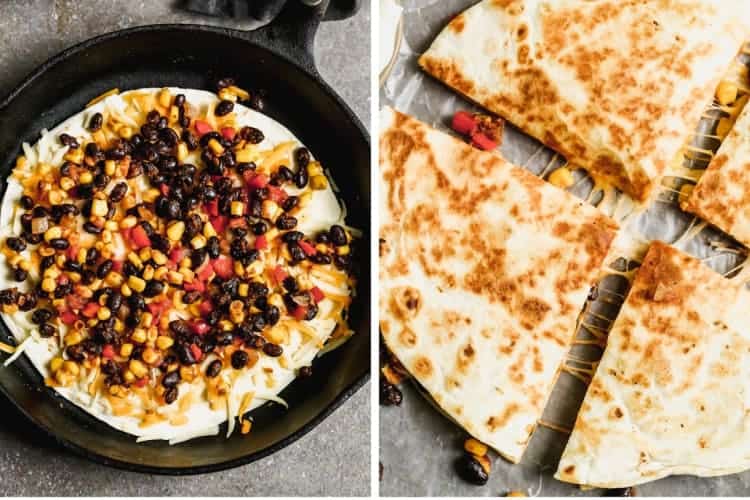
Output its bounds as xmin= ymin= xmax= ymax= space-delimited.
xmin=379 ymin=0 xmax=750 ymax=496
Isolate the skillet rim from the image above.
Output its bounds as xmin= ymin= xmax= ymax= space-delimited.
xmin=0 ymin=22 xmax=371 ymax=475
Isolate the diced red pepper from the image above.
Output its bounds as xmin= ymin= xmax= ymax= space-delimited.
xmin=66 ymin=244 xmax=78 ymax=261
xmin=470 ymin=130 xmax=498 ymax=151
xmin=292 ymin=305 xmax=308 ymax=321
xmin=198 ymin=300 xmax=214 ymax=316
xmin=254 ymin=235 xmax=268 ymax=250
xmin=197 ymin=262 xmax=214 ymax=282
xmin=267 ymin=185 xmax=288 ymax=204
xmin=189 ymin=320 xmax=211 ymax=336
xmin=135 ymin=377 xmax=149 ymax=388
xmin=159 ymin=184 xmax=170 ymax=196
xmin=205 ymin=199 xmax=220 ymax=217
xmin=82 ymin=302 xmax=100 ymax=318
xmin=271 ymin=265 xmax=288 ymax=285
xmin=220 ymin=127 xmax=236 ymax=141
xmin=310 ymin=286 xmax=325 ymax=303
xmin=211 ymin=256 xmax=234 ymax=279
xmin=194 ymin=120 xmax=213 ymax=136
xmin=246 ymin=173 xmax=269 ymax=190
xmin=112 ymin=260 xmax=123 ymax=272
xmin=56 ymin=274 xmax=70 ymax=286
xmin=147 ymin=300 xmax=169 ymax=322
xmin=190 ymin=344 xmax=204 ymax=362
xmin=452 ymin=110 xmax=478 ymax=136
xmin=228 ymin=217 xmax=247 ymax=228
xmin=183 ymin=279 xmax=206 ymax=293
xmin=60 ymin=309 xmax=78 ymax=325
xmin=298 ymin=240 xmax=316 ymax=256
xmin=169 ymin=246 xmax=188 ymax=265
xmin=102 ymin=344 xmax=115 ymax=360
xmin=66 ymin=294 xmax=87 ymax=311
xmin=209 ymin=215 xmax=228 ymax=234
xmin=129 ymin=224 xmax=151 ymax=249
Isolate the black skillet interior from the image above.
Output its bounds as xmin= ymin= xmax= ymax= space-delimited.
xmin=0 ymin=0 xmax=370 ymax=474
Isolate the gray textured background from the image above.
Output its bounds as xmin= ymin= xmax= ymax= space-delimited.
xmin=0 ymin=0 xmax=370 ymax=497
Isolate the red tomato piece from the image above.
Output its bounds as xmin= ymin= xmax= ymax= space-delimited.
xmin=452 ymin=110 xmax=478 ymax=136
xmin=169 ymin=246 xmax=187 ymax=265
xmin=298 ymin=240 xmax=316 ymax=256
xmin=189 ymin=320 xmax=211 ymax=336
xmin=183 ymin=280 xmax=205 ymax=293
xmin=221 ymin=127 xmax=236 ymax=141
xmin=81 ymin=302 xmax=100 ymax=318
xmin=198 ymin=300 xmax=213 ymax=316
xmin=135 ymin=377 xmax=149 ymax=388
xmin=470 ymin=130 xmax=498 ymax=151
xmin=272 ymin=265 xmax=288 ymax=284
xmin=245 ymin=173 xmax=269 ymax=190
xmin=194 ymin=120 xmax=213 ymax=136
xmin=190 ymin=344 xmax=204 ymax=362
xmin=267 ymin=185 xmax=288 ymax=204
xmin=209 ymin=215 xmax=228 ymax=234
xmin=197 ymin=263 xmax=214 ymax=282
xmin=310 ymin=286 xmax=325 ymax=303
xmin=159 ymin=184 xmax=170 ymax=196
xmin=60 ymin=309 xmax=78 ymax=325
xmin=205 ymin=199 xmax=220 ymax=217
xmin=292 ymin=305 xmax=308 ymax=321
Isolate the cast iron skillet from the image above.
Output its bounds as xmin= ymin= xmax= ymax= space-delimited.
xmin=0 ymin=0 xmax=370 ymax=475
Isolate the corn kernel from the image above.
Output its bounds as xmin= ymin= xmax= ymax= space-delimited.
xmin=97 ymin=307 xmax=111 ymax=321
xmin=336 ymin=245 xmax=350 ymax=256
xmin=127 ymin=252 xmax=143 ymax=269
xmin=41 ymin=278 xmax=56 ymax=293
xmin=180 ymin=366 xmax=195 ymax=383
xmin=179 ymin=268 xmax=194 ymax=282
xmin=142 ymin=348 xmax=160 ymax=365
xmin=261 ymin=200 xmax=279 ymax=220
xmin=140 ymin=312 xmax=153 ymax=328
xmin=230 ymin=201 xmax=245 ymax=217
xmin=191 ymin=234 xmax=207 ymax=249
xmin=167 ymin=221 xmax=185 ymax=241
xmin=717 ymin=81 xmax=739 ymax=106
xmin=246 ymin=260 xmax=264 ymax=277
xmin=169 ymin=105 xmax=179 ymax=124
xmin=220 ymin=319 xmax=234 ymax=331
xmin=114 ymin=318 xmax=124 ymax=333
xmin=103 ymin=159 xmax=116 ymax=176
xmin=92 ymin=130 xmax=107 ymax=148
xmin=65 ymin=330 xmax=83 ymax=346
xmin=79 ymin=171 xmax=93 ymax=184
xmin=156 ymin=336 xmax=174 ymax=351
xmin=48 ymin=190 xmax=64 ymax=205
xmin=548 ymin=167 xmax=575 ymax=189
xmin=120 ymin=343 xmax=134 ymax=357
xmin=238 ymin=283 xmax=249 ymax=297
xmin=203 ymin=222 xmax=217 ymax=238
xmin=208 ymin=138 xmax=224 ymax=155
xmin=118 ymin=126 xmax=133 ymax=139
xmin=120 ymin=216 xmax=137 ymax=229
xmin=177 ymin=142 xmax=188 ymax=162
xmin=268 ymin=293 xmax=284 ymax=309
xmin=298 ymin=192 xmax=313 ymax=208
xmin=235 ymin=148 xmax=254 ymax=163
xmin=142 ymin=266 xmax=154 ymax=282
xmin=63 ymin=360 xmax=80 ymax=376
xmin=44 ymin=226 xmax=62 ymax=241
xmin=310 ymin=175 xmax=328 ymax=190
xmin=152 ymin=250 xmax=167 ymax=266
xmin=464 ymin=438 xmax=488 ymax=457
xmin=142 ymin=188 xmax=160 ymax=203
xmin=123 ymin=370 xmax=136 ymax=384
xmin=91 ymin=198 xmax=108 ymax=217
xmin=17 ymin=259 xmax=31 ymax=272
xmin=158 ymin=88 xmax=172 ymax=107
xmin=128 ymin=275 xmax=146 ymax=293
xmin=265 ymin=228 xmax=279 ymax=241
xmin=50 ymin=357 xmax=64 ymax=373
xmin=120 ymin=283 xmax=132 ymax=297
xmin=225 ymin=85 xmax=250 ymax=101
xmin=105 ymin=271 xmax=123 ymax=287
xmin=59 ymin=176 xmax=75 ymax=190
xmin=64 ymin=148 xmax=84 ymax=164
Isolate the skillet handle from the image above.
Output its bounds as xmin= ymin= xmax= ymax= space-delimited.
xmin=234 ymin=0 xmax=361 ymax=74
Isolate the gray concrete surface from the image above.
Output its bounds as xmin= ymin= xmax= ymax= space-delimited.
xmin=0 ymin=1 xmax=370 ymax=497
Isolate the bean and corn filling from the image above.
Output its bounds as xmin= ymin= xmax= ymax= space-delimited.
xmin=0 ymin=81 xmax=356 ymax=419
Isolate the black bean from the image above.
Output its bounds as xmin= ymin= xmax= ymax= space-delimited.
xmin=206 ymin=236 xmax=221 ymax=259
xmin=85 ymin=247 xmax=99 ymax=266
xmin=21 ymin=232 xmax=42 ymax=245
xmin=106 ymin=291 xmax=122 ymax=312
xmin=252 ymin=222 xmax=268 ymax=236
xmin=13 ymin=268 xmax=27 ymax=282
xmin=282 ymin=276 xmax=298 ymax=293
xmin=231 ymin=350 xmax=249 ymax=369
xmin=249 ymin=94 xmax=264 ymax=112
xmin=162 ymin=370 xmax=181 ymax=388
xmin=263 ymin=305 xmax=280 ymax=326
xmin=174 ymin=94 xmax=186 ymax=107
xmin=206 ymin=360 xmax=222 ymax=378
xmin=215 ymin=100 xmax=234 ymax=117
xmin=217 ymin=77 xmax=235 ymax=90
xmin=127 ymin=161 xmax=144 ymax=179
xmin=66 ymin=345 xmax=86 ymax=363
xmin=31 ymin=308 xmax=53 ymax=324
xmin=299 ymin=365 xmax=313 ymax=377
xmin=276 ymin=214 xmax=297 ymax=230
xmin=85 ymin=142 xmax=100 ymax=157
xmin=281 ymin=195 xmax=299 ymax=212
xmin=182 ymin=291 xmax=201 ymax=305
xmin=455 ymin=454 xmax=489 ymax=485
xmin=278 ymin=165 xmax=294 ymax=182
xmin=0 ymin=288 xmax=18 ymax=305
xmin=239 ymin=126 xmax=264 ymax=144
xmin=6 ymin=237 xmax=26 ymax=252
xmin=334 ymin=254 xmax=351 ymax=271
xmin=109 ymin=182 xmax=128 ymax=202
xmin=380 ymin=379 xmax=403 ymax=406
xmin=20 ymin=195 xmax=34 ymax=210
xmin=97 ymin=259 xmax=113 ymax=279
xmin=17 ymin=293 xmax=36 ymax=311
xmin=54 ymin=282 xmax=72 ymax=299
xmin=143 ymin=280 xmax=165 ymax=298
xmin=84 ymin=221 xmax=103 ymax=234
xmin=146 ymin=110 xmax=161 ymax=125
xmin=89 ymin=112 xmax=103 ymax=132
xmin=263 ymin=343 xmax=283 ymax=357
xmin=304 ymin=302 xmax=318 ymax=321
xmin=164 ymin=386 xmax=179 ymax=404
xmin=295 ymin=148 xmax=311 ymax=170
xmin=282 ymin=231 xmax=303 ymax=243
xmin=175 ymin=343 xmax=196 ymax=365
xmin=294 ymin=167 xmax=309 ymax=189
xmin=37 ymin=323 xmax=58 ymax=339
xmin=59 ymin=133 xmax=79 ymax=149
xmin=50 ymin=238 xmax=69 ymax=250
xmin=182 ymin=130 xmax=198 ymax=150
xmin=288 ymin=243 xmax=306 ymax=263
xmin=329 ymin=225 xmax=347 ymax=246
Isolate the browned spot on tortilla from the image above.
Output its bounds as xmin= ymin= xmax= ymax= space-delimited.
xmin=413 ymin=356 xmax=433 ymax=378
xmin=486 ymin=403 xmax=521 ymax=430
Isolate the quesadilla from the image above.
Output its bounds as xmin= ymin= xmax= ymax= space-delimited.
xmin=557 ymin=241 xmax=750 ymax=487
xmin=0 ymin=87 xmax=357 ymax=443
xmin=682 ymin=101 xmax=750 ymax=247
xmin=379 ymin=107 xmax=618 ymax=463
xmin=419 ymin=0 xmax=749 ymax=202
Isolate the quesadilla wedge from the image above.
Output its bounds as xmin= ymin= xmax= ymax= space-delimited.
xmin=556 ymin=241 xmax=750 ymax=488
xmin=419 ymin=0 xmax=749 ymax=202
xmin=379 ymin=107 xmax=618 ymax=463
xmin=682 ymin=101 xmax=750 ymax=247
xmin=0 ymin=86 xmax=357 ymax=443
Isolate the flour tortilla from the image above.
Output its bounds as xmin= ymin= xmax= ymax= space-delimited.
xmin=0 ymin=88 xmax=347 ymax=442
xmin=557 ymin=241 xmax=750 ymax=487
xmin=419 ymin=0 xmax=749 ymax=202
xmin=379 ymin=107 xmax=618 ymax=462
xmin=683 ymin=102 xmax=750 ymax=247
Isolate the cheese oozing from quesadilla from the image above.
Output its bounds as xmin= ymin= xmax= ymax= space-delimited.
xmin=419 ymin=0 xmax=750 ymax=202
xmin=557 ymin=241 xmax=750 ymax=488
xmin=379 ymin=107 xmax=618 ymax=463
xmin=682 ymin=100 xmax=750 ymax=247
